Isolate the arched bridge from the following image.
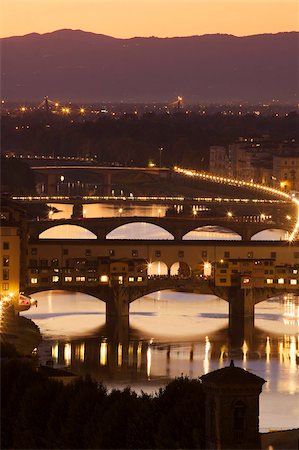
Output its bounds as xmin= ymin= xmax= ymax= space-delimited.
xmin=26 ymin=277 xmax=297 ymax=341
xmin=28 ymin=216 xmax=291 ymax=241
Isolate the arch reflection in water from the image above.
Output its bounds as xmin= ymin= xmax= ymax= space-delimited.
xmin=182 ymin=226 xmax=241 ymax=240
xmin=251 ymin=229 xmax=289 ymax=241
xmin=106 ymin=222 xmax=174 ymax=240
xmin=20 ymin=290 xmax=106 ymax=338
xmin=21 ymin=290 xmax=299 ymax=431
xmin=39 ymin=224 xmax=97 ymax=240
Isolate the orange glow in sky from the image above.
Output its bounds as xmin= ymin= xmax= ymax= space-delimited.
xmin=1 ymin=0 xmax=298 ymax=39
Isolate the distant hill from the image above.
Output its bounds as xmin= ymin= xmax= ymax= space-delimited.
xmin=1 ymin=29 xmax=298 ymax=103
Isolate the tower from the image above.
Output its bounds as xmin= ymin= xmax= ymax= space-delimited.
xmin=201 ymin=361 xmax=266 ymax=449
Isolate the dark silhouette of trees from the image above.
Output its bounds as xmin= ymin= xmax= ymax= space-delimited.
xmin=1 ymin=359 xmax=206 ymax=449
xmin=1 ymin=111 xmax=298 ymax=168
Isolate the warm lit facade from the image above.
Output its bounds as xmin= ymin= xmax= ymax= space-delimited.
xmin=0 ymin=225 xmax=20 ymax=299
xmin=25 ymin=239 xmax=299 ymax=291
xmin=214 ymin=258 xmax=299 ymax=289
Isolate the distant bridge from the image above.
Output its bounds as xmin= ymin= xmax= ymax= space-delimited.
xmin=30 ymin=165 xmax=172 ymax=195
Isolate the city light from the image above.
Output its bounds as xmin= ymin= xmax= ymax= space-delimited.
xmin=174 ymin=166 xmax=299 ymax=241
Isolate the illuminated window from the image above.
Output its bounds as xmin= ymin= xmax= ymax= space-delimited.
xmin=243 ymin=278 xmax=250 ymax=284
xmin=75 ymin=276 xmax=85 ymax=282
xmin=64 ymin=276 xmax=72 ymax=282
xmin=128 ymin=277 xmax=134 ymax=282
xmin=52 ymin=276 xmax=59 ymax=283
xmin=293 ymin=269 xmax=298 ymax=274
xmin=137 ymin=276 xmax=143 ymax=282
xmin=290 ymin=279 xmax=297 ymax=285
xmin=278 ymin=278 xmax=285 ymax=284
xmin=2 ymin=283 xmax=9 ymax=290
xmin=118 ymin=276 xmax=123 ymax=284
xmin=31 ymin=278 xmax=38 ymax=284
xmin=100 ymin=275 xmax=109 ymax=283
xmin=3 ymin=256 xmax=9 ymax=267
xmin=266 ymin=278 xmax=273 ymax=284
xmin=3 ymin=269 xmax=9 ymax=280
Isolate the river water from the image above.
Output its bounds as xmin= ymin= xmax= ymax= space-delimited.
xmin=21 ymin=290 xmax=299 ymax=432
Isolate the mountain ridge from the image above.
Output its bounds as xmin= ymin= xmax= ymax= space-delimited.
xmin=1 ymin=29 xmax=298 ymax=103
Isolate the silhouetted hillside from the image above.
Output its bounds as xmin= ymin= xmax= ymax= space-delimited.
xmin=1 ymin=29 xmax=298 ymax=102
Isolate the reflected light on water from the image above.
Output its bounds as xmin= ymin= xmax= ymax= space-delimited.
xmin=128 ymin=343 xmax=134 ymax=366
xmin=266 ymin=336 xmax=271 ymax=364
xmin=100 ymin=341 xmax=108 ymax=366
xmin=203 ymin=336 xmax=211 ymax=374
xmin=52 ymin=342 xmax=58 ymax=363
xmin=75 ymin=343 xmax=85 ymax=363
xmin=21 ymin=290 xmax=299 ymax=432
xmin=242 ymin=340 xmax=248 ymax=361
xmin=147 ymin=345 xmax=152 ymax=380
xmin=64 ymin=343 xmax=71 ymax=366
xmin=118 ymin=344 xmax=122 ymax=367
xmin=137 ymin=342 xmax=142 ymax=370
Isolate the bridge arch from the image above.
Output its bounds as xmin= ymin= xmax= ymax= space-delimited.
xmin=106 ymin=222 xmax=174 ymax=240
xmin=251 ymin=228 xmax=290 ymax=241
xmin=147 ymin=261 xmax=169 ymax=276
xmin=170 ymin=261 xmax=192 ymax=277
xmin=25 ymin=288 xmax=106 ymax=303
xmin=39 ymin=224 xmax=97 ymax=239
xmin=182 ymin=225 xmax=242 ymax=241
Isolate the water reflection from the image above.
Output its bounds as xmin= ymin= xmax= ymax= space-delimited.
xmin=21 ymin=290 xmax=299 ymax=431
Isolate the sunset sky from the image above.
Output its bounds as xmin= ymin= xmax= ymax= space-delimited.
xmin=1 ymin=0 xmax=298 ymax=39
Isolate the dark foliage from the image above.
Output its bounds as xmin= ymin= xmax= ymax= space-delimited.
xmin=1 ymin=156 xmax=36 ymax=195
xmin=1 ymin=112 xmax=298 ymax=169
xmin=1 ymin=359 xmax=205 ymax=449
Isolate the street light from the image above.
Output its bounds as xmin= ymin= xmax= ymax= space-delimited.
xmin=159 ymin=147 xmax=163 ymax=168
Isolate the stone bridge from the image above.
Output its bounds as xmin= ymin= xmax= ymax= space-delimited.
xmin=27 ymin=215 xmax=290 ymax=241
xmin=26 ymin=278 xmax=296 ymax=342
xmin=30 ymin=165 xmax=172 ymax=196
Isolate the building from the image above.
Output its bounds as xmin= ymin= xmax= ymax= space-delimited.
xmin=214 ymin=258 xmax=299 ymax=289
xmin=0 ymin=202 xmax=21 ymax=303
xmin=209 ymin=146 xmax=231 ymax=176
xmin=273 ymin=155 xmax=299 ymax=192
xmin=201 ymin=360 xmax=266 ymax=449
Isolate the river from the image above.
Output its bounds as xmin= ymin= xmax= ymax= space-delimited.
xmin=21 ymin=290 xmax=299 ymax=432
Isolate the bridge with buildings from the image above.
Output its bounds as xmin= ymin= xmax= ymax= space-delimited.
xmin=2 ymin=165 xmax=299 ymax=345
xmin=22 ymin=212 xmax=299 ymax=341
